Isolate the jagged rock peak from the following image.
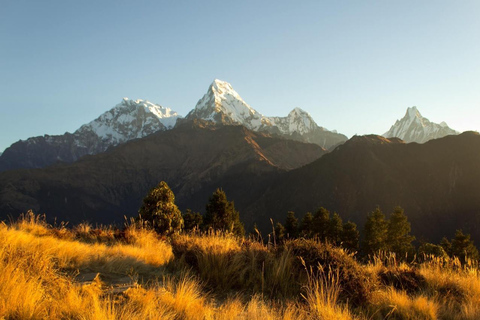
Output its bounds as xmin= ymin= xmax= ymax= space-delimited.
xmin=185 ymin=79 xmax=266 ymax=130
xmin=183 ymin=79 xmax=348 ymax=149
xmin=75 ymin=98 xmax=182 ymax=144
xmin=383 ymin=106 xmax=458 ymax=144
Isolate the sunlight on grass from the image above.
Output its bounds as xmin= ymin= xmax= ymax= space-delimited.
xmin=4 ymin=215 xmax=480 ymax=319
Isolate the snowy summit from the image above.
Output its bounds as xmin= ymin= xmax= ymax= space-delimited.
xmin=185 ymin=79 xmax=346 ymax=149
xmin=383 ymin=106 xmax=458 ymax=143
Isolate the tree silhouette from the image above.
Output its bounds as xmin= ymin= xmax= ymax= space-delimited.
xmin=386 ymin=206 xmax=415 ymax=259
xmin=299 ymin=212 xmax=314 ymax=238
xmin=328 ymin=212 xmax=343 ymax=244
xmin=285 ymin=211 xmax=299 ymax=238
xmin=138 ymin=181 xmax=183 ymax=236
xmin=203 ymin=188 xmax=244 ymax=236
xmin=450 ymin=230 xmax=479 ymax=263
xmin=313 ymin=207 xmax=330 ymax=240
xmin=342 ymin=221 xmax=359 ymax=252
xmin=183 ymin=209 xmax=203 ymax=232
xmin=362 ymin=207 xmax=388 ymax=255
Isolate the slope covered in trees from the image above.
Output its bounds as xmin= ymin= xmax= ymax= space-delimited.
xmin=247 ymin=132 xmax=480 ymax=243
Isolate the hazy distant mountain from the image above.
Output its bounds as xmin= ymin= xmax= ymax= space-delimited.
xmin=0 ymin=120 xmax=325 ymax=224
xmin=246 ymin=131 xmax=480 ymax=243
xmin=383 ymin=106 xmax=458 ymax=143
xmin=184 ymin=79 xmax=347 ymax=149
xmin=0 ymin=98 xmax=181 ymax=171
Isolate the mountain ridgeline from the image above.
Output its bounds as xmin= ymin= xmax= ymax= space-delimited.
xmin=0 ymin=79 xmax=346 ymax=172
xmin=247 ymin=131 xmax=480 ymax=243
xmin=0 ymin=99 xmax=180 ymax=171
xmin=0 ymin=121 xmax=325 ymax=225
xmin=0 ymin=79 xmax=474 ymax=244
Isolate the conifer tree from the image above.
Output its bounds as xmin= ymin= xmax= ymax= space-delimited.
xmin=299 ymin=212 xmax=314 ymax=238
xmin=138 ymin=181 xmax=183 ymax=236
xmin=450 ymin=230 xmax=479 ymax=263
xmin=342 ymin=221 xmax=360 ymax=252
xmin=362 ymin=207 xmax=388 ymax=255
xmin=274 ymin=222 xmax=286 ymax=243
xmin=313 ymin=207 xmax=330 ymax=240
xmin=284 ymin=211 xmax=299 ymax=238
xmin=440 ymin=237 xmax=452 ymax=256
xmin=203 ymin=188 xmax=244 ymax=236
xmin=386 ymin=206 xmax=415 ymax=258
xmin=328 ymin=212 xmax=344 ymax=244
xmin=183 ymin=209 xmax=203 ymax=232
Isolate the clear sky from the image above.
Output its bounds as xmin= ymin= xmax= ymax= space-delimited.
xmin=1 ymin=0 xmax=479 ymax=152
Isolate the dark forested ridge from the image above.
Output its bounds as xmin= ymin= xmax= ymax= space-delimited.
xmin=0 ymin=120 xmax=325 ymax=225
xmin=247 ymin=131 xmax=480 ymax=243
xmin=1 ymin=122 xmax=479 ymax=244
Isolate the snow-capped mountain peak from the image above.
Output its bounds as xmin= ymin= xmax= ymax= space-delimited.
xmin=406 ymin=106 xmax=421 ymax=119
xmin=266 ymin=107 xmax=317 ymax=135
xmin=383 ymin=106 xmax=458 ymax=143
xmin=185 ymin=79 xmax=265 ymax=130
xmin=75 ymin=98 xmax=181 ymax=146
xmin=184 ymin=79 xmax=347 ymax=149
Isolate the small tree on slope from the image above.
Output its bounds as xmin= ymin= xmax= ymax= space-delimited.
xmin=203 ymin=188 xmax=244 ymax=236
xmin=138 ymin=181 xmax=183 ymax=236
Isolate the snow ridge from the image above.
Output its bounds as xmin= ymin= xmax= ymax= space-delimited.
xmin=383 ymin=106 xmax=458 ymax=143
xmin=186 ymin=79 xmax=267 ymax=130
xmin=185 ymin=79 xmax=343 ymax=148
xmin=267 ymin=107 xmax=319 ymax=135
xmin=75 ymin=98 xmax=181 ymax=148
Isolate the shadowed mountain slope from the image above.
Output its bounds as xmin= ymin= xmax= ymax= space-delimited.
xmin=247 ymin=132 xmax=480 ymax=243
xmin=0 ymin=121 xmax=325 ymax=225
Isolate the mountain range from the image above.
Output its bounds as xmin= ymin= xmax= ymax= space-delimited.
xmin=0 ymin=122 xmax=478 ymax=243
xmin=0 ymin=79 xmax=458 ymax=172
xmin=0 ymin=79 xmax=474 ymax=244
xmin=0 ymin=98 xmax=180 ymax=171
xmin=0 ymin=121 xmax=325 ymax=224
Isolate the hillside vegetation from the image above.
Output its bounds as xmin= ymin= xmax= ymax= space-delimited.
xmin=2 ymin=212 xmax=480 ymax=320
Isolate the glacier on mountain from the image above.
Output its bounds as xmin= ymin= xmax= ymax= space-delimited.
xmin=383 ymin=106 xmax=458 ymax=143
xmin=74 ymin=98 xmax=180 ymax=148
xmin=185 ymin=79 xmax=347 ymax=149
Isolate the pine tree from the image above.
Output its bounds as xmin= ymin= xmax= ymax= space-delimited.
xmin=440 ymin=237 xmax=452 ymax=256
xmin=328 ymin=212 xmax=343 ymax=244
xmin=362 ymin=207 xmax=388 ymax=255
xmin=138 ymin=181 xmax=183 ymax=236
xmin=451 ymin=230 xmax=480 ymax=263
xmin=203 ymin=188 xmax=244 ymax=236
xmin=299 ymin=212 xmax=314 ymax=238
xmin=313 ymin=207 xmax=330 ymax=240
xmin=183 ymin=209 xmax=203 ymax=232
xmin=284 ymin=211 xmax=299 ymax=238
xmin=274 ymin=222 xmax=286 ymax=243
xmin=386 ymin=206 xmax=415 ymax=259
xmin=342 ymin=221 xmax=359 ymax=252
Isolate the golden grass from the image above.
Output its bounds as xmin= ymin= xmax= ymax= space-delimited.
xmin=370 ymin=289 xmax=438 ymax=320
xmin=1 ymin=224 xmax=173 ymax=276
xmin=302 ymin=266 xmax=358 ymax=320
xmin=5 ymin=215 xmax=480 ymax=319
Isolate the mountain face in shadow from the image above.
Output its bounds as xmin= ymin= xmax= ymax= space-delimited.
xmin=247 ymin=132 xmax=480 ymax=243
xmin=0 ymin=120 xmax=325 ymax=225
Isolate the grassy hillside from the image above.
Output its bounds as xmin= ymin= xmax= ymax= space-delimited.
xmin=2 ymin=213 xmax=480 ymax=319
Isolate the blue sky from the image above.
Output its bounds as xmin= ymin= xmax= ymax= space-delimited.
xmin=1 ymin=0 xmax=479 ymax=152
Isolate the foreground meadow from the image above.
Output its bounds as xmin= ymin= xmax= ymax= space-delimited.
xmin=1 ymin=213 xmax=480 ymax=319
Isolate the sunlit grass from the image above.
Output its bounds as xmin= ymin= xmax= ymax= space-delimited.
xmin=3 ymin=214 xmax=480 ymax=319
